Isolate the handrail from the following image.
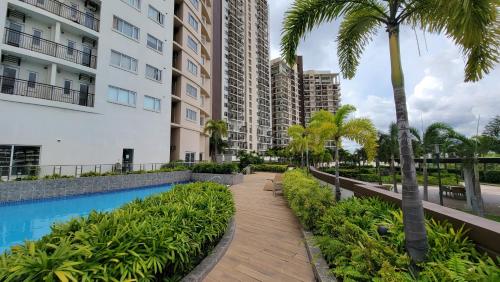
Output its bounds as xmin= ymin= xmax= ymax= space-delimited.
xmin=20 ymin=0 xmax=100 ymax=32
xmin=4 ymin=28 xmax=97 ymax=68
xmin=0 ymin=75 xmax=95 ymax=107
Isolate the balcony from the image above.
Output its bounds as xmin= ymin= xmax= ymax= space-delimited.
xmin=3 ymin=28 xmax=97 ymax=69
xmin=19 ymin=0 xmax=100 ymax=32
xmin=0 ymin=75 xmax=94 ymax=107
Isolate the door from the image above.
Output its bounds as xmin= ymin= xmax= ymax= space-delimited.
xmin=122 ymin=149 xmax=134 ymax=173
xmin=82 ymin=45 xmax=92 ymax=67
xmin=7 ymin=22 xmax=23 ymax=47
xmin=79 ymin=83 xmax=89 ymax=106
xmin=1 ymin=67 xmax=17 ymax=94
xmin=84 ymin=10 xmax=94 ymax=29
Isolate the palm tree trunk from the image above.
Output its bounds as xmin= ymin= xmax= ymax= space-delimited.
xmin=376 ymin=158 xmax=382 ymax=185
xmin=214 ymin=144 xmax=218 ymax=163
xmin=423 ymin=157 xmax=428 ymax=201
xmin=390 ymin=154 xmax=398 ymax=193
xmin=389 ymin=28 xmax=428 ymax=263
xmin=463 ymin=161 xmax=485 ymax=216
xmin=335 ymin=140 xmax=341 ymax=201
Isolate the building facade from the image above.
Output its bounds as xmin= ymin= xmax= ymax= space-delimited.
xmin=0 ymin=0 xmax=174 ymax=176
xmin=270 ymin=57 xmax=301 ymax=148
xmin=303 ymin=70 xmax=341 ymax=124
xmin=170 ymin=0 xmax=212 ymax=162
xmin=214 ymin=0 xmax=271 ymax=157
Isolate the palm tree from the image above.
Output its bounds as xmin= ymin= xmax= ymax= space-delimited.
xmin=412 ymin=123 xmax=454 ymax=201
xmin=310 ymin=106 xmax=377 ymax=201
xmin=281 ymin=0 xmax=498 ymax=263
xmin=288 ymin=124 xmax=309 ymax=167
xmin=204 ymin=120 xmax=228 ymax=162
xmin=448 ymin=131 xmax=486 ymax=216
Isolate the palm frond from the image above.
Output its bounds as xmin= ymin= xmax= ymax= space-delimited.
xmin=343 ymin=118 xmax=378 ymax=161
xmin=334 ymin=105 xmax=357 ymax=129
xmin=337 ymin=4 xmax=383 ymax=79
xmin=402 ymin=0 xmax=499 ymax=82
xmin=281 ymin=0 xmax=387 ymax=66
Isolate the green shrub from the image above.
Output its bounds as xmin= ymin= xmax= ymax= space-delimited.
xmin=0 ymin=182 xmax=235 ymax=281
xmin=80 ymin=171 xmax=101 ymax=177
xmin=43 ymin=174 xmax=74 ymax=180
xmin=481 ymin=171 xmax=500 ymax=184
xmin=15 ymin=175 xmax=39 ymax=181
xmin=192 ymin=163 xmax=238 ymax=174
xmin=250 ymin=164 xmax=288 ymax=173
xmin=238 ymin=151 xmax=264 ymax=170
xmin=282 ymin=170 xmax=334 ymax=230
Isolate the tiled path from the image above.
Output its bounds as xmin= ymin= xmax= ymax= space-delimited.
xmin=204 ymin=173 xmax=315 ymax=282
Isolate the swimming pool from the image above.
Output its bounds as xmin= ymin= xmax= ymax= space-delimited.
xmin=0 ymin=184 xmax=175 ymax=252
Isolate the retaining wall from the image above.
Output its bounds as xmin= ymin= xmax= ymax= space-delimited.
xmin=310 ymin=167 xmax=500 ymax=257
xmin=191 ymin=173 xmax=244 ymax=186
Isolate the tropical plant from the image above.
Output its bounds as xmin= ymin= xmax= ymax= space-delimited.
xmin=0 ymin=182 xmax=234 ymax=281
xmin=484 ymin=115 xmax=500 ymax=138
xmin=310 ymin=107 xmax=377 ymax=200
xmin=192 ymin=163 xmax=239 ymax=174
xmin=237 ymin=151 xmax=264 ymax=170
xmin=204 ymin=120 xmax=229 ymax=162
xmin=448 ymin=131 xmax=486 ymax=216
xmin=288 ymin=124 xmax=310 ymax=167
xmin=281 ymin=0 xmax=498 ymax=263
xmin=411 ymin=122 xmax=454 ymax=200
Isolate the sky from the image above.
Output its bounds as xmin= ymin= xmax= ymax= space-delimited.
xmin=268 ymin=1 xmax=500 ymax=142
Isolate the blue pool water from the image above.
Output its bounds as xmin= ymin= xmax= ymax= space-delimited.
xmin=0 ymin=184 xmax=175 ymax=252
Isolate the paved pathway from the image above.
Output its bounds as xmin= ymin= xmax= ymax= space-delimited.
xmin=204 ymin=173 xmax=315 ymax=282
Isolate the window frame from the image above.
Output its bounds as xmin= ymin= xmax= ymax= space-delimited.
xmin=63 ymin=80 xmax=72 ymax=95
xmin=187 ymin=35 xmax=198 ymax=54
xmin=110 ymin=50 xmax=138 ymax=73
xmin=113 ymin=16 xmax=140 ymax=41
xmin=145 ymin=64 xmax=162 ymax=82
xmin=121 ymin=0 xmax=140 ymax=10
xmin=146 ymin=34 xmax=163 ymax=53
xmin=185 ymin=108 xmax=197 ymax=122
xmin=148 ymin=5 xmax=164 ymax=25
xmin=187 ymin=59 xmax=198 ymax=76
xmin=188 ymin=13 xmax=199 ymax=31
xmin=107 ymin=85 xmax=137 ymax=107
xmin=186 ymin=83 xmax=198 ymax=99
xmin=143 ymin=95 xmax=161 ymax=112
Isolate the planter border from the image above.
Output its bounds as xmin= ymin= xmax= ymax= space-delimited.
xmin=301 ymin=229 xmax=337 ymax=282
xmin=181 ymin=218 xmax=236 ymax=282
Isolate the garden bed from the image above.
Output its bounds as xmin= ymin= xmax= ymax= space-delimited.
xmin=282 ymin=170 xmax=500 ymax=281
xmin=0 ymin=182 xmax=235 ymax=281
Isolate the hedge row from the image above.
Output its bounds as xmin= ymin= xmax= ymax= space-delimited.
xmin=250 ymin=164 xmax=288 ymax=173
xmin=0 ymin=182 xmax=235 ymax=281
xmin=282 ymin=170 xmax=500 ymax=281
xmin=191 ymin=163 xmax=239 ymax=174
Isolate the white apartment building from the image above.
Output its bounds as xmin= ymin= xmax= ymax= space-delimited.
xmin=170 ymin=0 xmax=212 ymax=163
xmin=270 ymin=57 xmax=300 ymax=148
xmin=0 ymin=0 xmax=174 ymax=176
xmin=303 ymin=70 xmax=341 ymax=124
xmin=220 ymin=0 xmax=272 ymax=157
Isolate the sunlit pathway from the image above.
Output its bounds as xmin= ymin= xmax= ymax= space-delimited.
xmin=204 ymin=173 xmax=315 ymax=282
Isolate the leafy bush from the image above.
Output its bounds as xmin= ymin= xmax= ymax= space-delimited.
xmin=281 ymin=170 xmax=499 ymax=281
xmin=192 ymin=163 xmax=239 ymax=174
xmin=238 ymin=151 xmax=264 ymax=170
xmin=43 ymin=174 xmax=74 ymax=180
xmin=0 ymin=182 xmax=235 ymax=281
xmin=481 ymin=171 xmax=500 ymax=184
xmin=282 ymin=170 xmax=334 ymax=230
xmin=250 ymin=164 xmax=288 ymax=173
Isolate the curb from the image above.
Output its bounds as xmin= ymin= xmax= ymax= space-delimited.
xmin=181 ymin=217 xmax=236 ymax=282
xmin=301 ymin=229 xmax=337 ymax=282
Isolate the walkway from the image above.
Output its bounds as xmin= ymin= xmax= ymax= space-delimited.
xmin=204 ymin=173 xmax=315 ymax=282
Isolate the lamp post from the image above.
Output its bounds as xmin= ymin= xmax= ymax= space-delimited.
xmin=435 ymin=144 xmax=444 ymax=206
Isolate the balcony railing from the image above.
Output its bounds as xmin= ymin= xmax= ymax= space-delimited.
xmin=19 ymin=0 xmax=100 ymax=32
xmin=4 ymin=28 xmax=97 ymax=68
xmin=0 ymin=76 xmax=95 ymax=107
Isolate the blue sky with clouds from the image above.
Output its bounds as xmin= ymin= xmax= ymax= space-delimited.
xmin=268 ymin=1 xmax=499 ymax=139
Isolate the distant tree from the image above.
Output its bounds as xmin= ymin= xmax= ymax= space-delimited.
xmin=288 ymin=124 xmax=309 ymax=167
xmin=484 ymin=115 xmax=500 ymax=138
xmin=204 ymin=120 xmax=228 ymax=162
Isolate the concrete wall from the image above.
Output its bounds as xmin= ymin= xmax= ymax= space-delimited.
xmin=0 ymin=170 xmax=191 ymax=203
xmin=191 ymin=173 xmax=243 ymax=186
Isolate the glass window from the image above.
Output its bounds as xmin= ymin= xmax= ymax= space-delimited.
xmin=148 ymin=5 xmax=164 ymax=25
xmin=107 ymin=85 xmax=136 ymax=106
xmin=186 ymin=83 xmax=197 ymax=99
xmin=147 ymin=34 xmax=163 ymax=52
xmin=190 ymin=0 xmax=199 ymax=10
xmin=67 ymin=40 xmax=75 ymax=55
xmin=185 ymin=152 xmax=195 ymax=163
xmin=32 ymin=29 xmax=42 ymax=46
xmin=188 ymin=14 xmax=198 ymax=31
xmin=113 ymin=16 xmax=140 ymax=40
xmin=186 ymin=108 xmax=197 ymax=121
xmin=187 ymin=60 xmax=198 ymax=76
xmin=187 ymin=36 xmax=198 ymax=53
xmin=146 ymin=65 xmax=162 ymax=81
xmin=28 ymin=72 xmax=37 ymax=88
xmin=144 ymin=96 xmax=161 ymax=112
xmin=110 ymin=50 xmax=138 ymax=72
xmin=122 ymin=0 xmax=140 ymax=9
xmin=63 ymin=80 xmax=72 ymax=95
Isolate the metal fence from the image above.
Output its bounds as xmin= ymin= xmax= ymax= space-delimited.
xmin=20 ymin=0 xmax=100 ymax=32
xmin=4 ymin=28 xmax=97 ymax=68
xmin=0 ymin=76 xmax=95 ymax=107
xmin=0 ymin=162 xmax=200 ymax=181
